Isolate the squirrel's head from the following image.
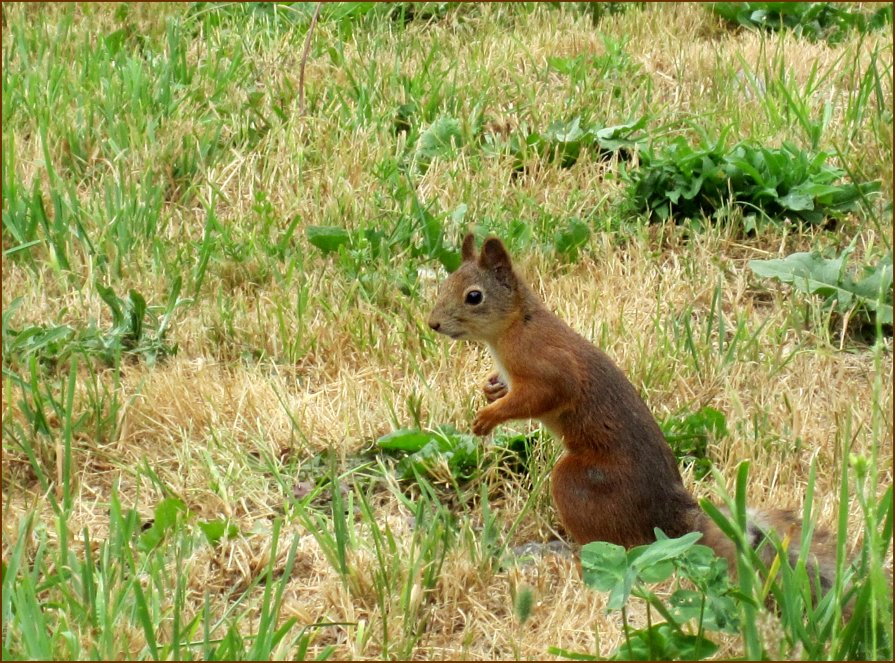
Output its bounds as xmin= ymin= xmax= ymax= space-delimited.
xmin=427 ymin=234 xmax=520 ymax=343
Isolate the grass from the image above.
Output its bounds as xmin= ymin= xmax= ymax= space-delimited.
xmin=1 ymin=2 xmax=892 ymax=660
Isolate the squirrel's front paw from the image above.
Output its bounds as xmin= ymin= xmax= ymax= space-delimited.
xmin=472 ymin=407 xmax=500 ymax=436
xmin=482 ymin=373 xmax=509 ymax=403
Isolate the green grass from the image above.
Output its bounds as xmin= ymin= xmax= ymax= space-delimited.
xmin=2 ymin=2 xmax=892 ymax=660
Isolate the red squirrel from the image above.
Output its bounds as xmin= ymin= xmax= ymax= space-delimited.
xmin=428 ymin=234 xmax=838 ymax=593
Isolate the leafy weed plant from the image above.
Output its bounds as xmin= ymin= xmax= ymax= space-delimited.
xmin=2 ymin=278 xmax=183 ymax=372
xmin=750 ymin=245 xmax=893 ymax=329
xmin=625 ymin=136 xmax=881 ymax=226
xmin=712 ymin=2 xmax=893 ymax=44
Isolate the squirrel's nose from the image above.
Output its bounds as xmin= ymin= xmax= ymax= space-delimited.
xmin=428 ymin=320 xmax=440 ymax=331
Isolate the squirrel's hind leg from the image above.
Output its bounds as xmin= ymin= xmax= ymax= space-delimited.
xmin=551 ymin=452 xmax=655 ymax=548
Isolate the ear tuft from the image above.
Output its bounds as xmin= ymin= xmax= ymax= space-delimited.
xmin=479 ymin=237 xmax=512 ymax=271
xmin=461 ymin=233 xmax=477 ymax=262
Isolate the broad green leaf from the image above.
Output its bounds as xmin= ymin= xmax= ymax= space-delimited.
xmin=154 ymin=497 xmax=187 ymax=531
xmin=853 ymin=255 xmax=894 ymax=324
xmin=778 ymin=191 xmax=815 ymax=211
xmin=554 ymin=218 xmax=591 ymax=261
xmin=749 ymin=251 xmax=852 ymax=305
xmin=628 ymin=530 xmax=703 ymax=573
xmin=752 ymin=186 xmax=780 ymax=201
xmin=96 ymin=283 xmax=124 ymax=326
xmin=415 ymin=116 xmax=463 ymax=163
xmin=8 ymin=325 xmax=73 ymax=357
xmin=450 ymin=202 xmax=468 ymax=224
xmin=793 ymin=182 xmax=849 ymax=200
xmin=199 ymin=519 xmax=239 ymax=546
xmin=749 ymin=250 xmax=893 ymax=325
xmin=611 ymin=623 xmax=719 ymax=661
xmin=593 ymin=117 xmax=647 ymax=141
xmin=544 ymin=116 xmax=585 ymax=143
xmin=381 ymin=426 xmax=483 ymax=481
xmin=547 ymin=54 xmax=586 ymax=75
xmin=376 ymin=429 xmax=434 ymax=452
xmin=636 ymin=559 xmax=675 ymax=583
xmin=668 ymin=588 xmax=741 ymax=634
xmin=437 ymin=247 xmax=462 ymax=273
xmin=607 ymin=569 xmax=638 ymax=611
xmin=139 ymin=498 xmax=187 ymax=551
xmin=306 ymin=226 xmax=351 ymax=254
xmin=682 ymin=175 xmax=705 ymax=201
xmin=725 ymin=155 xmax=765 ymax=186
xmin=128 ymin=290 xmax=147 ymax=341
xmin=581 ymin=541 xmax=627 ymax=592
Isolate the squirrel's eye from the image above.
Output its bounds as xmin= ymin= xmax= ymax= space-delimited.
xmin=465 ymin=290 xmax=483 ymax=305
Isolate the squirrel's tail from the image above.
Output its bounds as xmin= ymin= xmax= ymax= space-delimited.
xmin=694 ymin=506 xmax=839 ymax=600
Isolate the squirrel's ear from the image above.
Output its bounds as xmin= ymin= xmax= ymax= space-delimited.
xmin=461 ymin=233 xmax=477 ymax=262
xmin=479 ymin=238 xmax=514 ymax=283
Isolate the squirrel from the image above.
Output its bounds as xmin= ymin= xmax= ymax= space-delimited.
xmin=427 ymin=233 xmax=839 ymax=595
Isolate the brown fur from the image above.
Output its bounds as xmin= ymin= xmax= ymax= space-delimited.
xmin=428 ymin=235 xmax=841 ymax=594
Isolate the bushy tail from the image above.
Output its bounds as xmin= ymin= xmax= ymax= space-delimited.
xmin=694 ymin=506 xmax=840 ymax=601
